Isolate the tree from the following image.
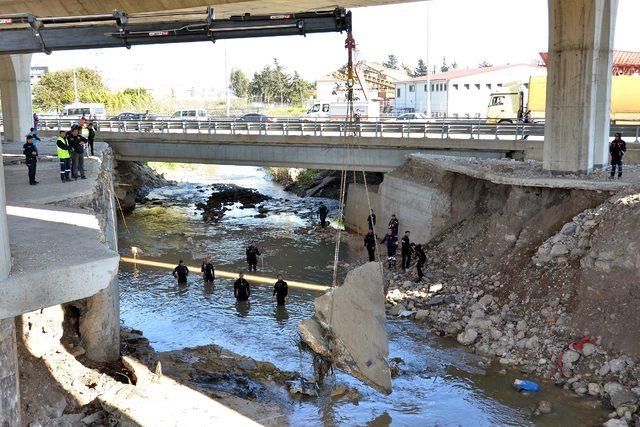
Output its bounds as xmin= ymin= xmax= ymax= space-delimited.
xmin=248 ymin=59 xmax=314 ymax=104
xmin=382 ymin=54 xmax=399 ymax=70
xmin=230 ymin=68 xmax=250 ymax=98
xmin=440 ymin=57 xmax=458 ymax=73
xmin=478 ymin=60 xmax=493 ymax=68
xmin=414 ymin=59 xmax=429 ymax=77
xmin=32 ymin=68 xmax=109 ymax=112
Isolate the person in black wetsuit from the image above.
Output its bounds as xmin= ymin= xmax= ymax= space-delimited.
xmin=201 ymin=256 xmax=215 ymax=284
xmin=234 ymin=272 xmax=251 ymax=301
xmin=246 ymin=243 xmax=260 ymax=272
xmin=364 ymin=229 xmax=376 ymax=262
xmin=87 ymin=122 xmax=96 ymax=156
xmin=172 ymin=260 xmax=189 ymax=284
xmin=273 ymin=274 xmax=288 ymax=306
xmin=318 ymin=202 xmax=329 ymax=228
xmin=367 ymin=209 xmax=376 ymax=231
xmin=401 ymin=230 xmax=411 ymax=270
xmin=411 ymin=243 xmax=427 ymax=282
xmin=380 ymin=228 xmax=398 ymax=268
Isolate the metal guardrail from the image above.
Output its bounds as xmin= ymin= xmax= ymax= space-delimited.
xmin=6 ymin=118 xmax=640 ymax=142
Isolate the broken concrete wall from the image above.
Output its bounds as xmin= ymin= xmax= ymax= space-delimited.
xmin=299 ymin=262 xmax=391 ymax=394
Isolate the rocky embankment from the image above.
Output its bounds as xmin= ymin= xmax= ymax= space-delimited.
xmin=384 ymin=185 xmax=640 ymax=426
xmin=269 ymin=168 xmax=383 ymax=199
xmin=113 ymin=160 xmax=173 ymax=212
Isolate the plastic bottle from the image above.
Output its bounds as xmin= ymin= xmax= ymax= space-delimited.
xmin=513 ymin=379 xmax=541 ymax=392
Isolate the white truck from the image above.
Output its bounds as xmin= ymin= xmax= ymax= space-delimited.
xmin=301 ymin=101 xmax=380 ymax=121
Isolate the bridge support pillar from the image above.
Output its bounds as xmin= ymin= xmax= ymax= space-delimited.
xmin=543 ymin=0 xmax=618 ymax=173
xmin=0 ymin=54 xmax=33 ymax=144
xmin=0 ymin=141 xmax=20 ymax=424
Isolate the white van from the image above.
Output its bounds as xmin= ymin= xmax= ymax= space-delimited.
xmin=301 ymin=101 xmax=380 ymax=121
xmin=171 ymin=109 xmax=208 ymax=121
xmin=62 ymin=103 xmax=107 ymax=120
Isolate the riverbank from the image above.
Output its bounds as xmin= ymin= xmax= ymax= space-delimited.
xmin=372 ymin=156 xmax=640 ymax=426
xmin=267 ymin=167 xmax=383 ymax=199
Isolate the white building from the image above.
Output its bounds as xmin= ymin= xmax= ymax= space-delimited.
xmin=394 ymin=64 xmax=547 ymax=118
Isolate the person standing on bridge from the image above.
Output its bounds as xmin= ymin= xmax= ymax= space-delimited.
xmin=364 ymin=229 xmax=376 ymax=262
xmin=201 ymin=256 xmax=215 ymax=284
xmin=56 ymin=130 xmax=72 ymax=182
xmin=609 ymin=132 xmax=627 ymax=179
xmin=273 ymin=274 xmax=288 ymax=306
xmin=246 ymin=243 xmax=261 ymax=272
xmin=67 ymin=125 xmax=88 ymax=180
xmin=367 ymin=209 xmax=376 ymax=231
xmin=172 ymin=260 xmax=189 ymax=285
xmin=380 ymin=228 xmax=398 ymax=269
xmin=318 ymin=202 xmax=329 ymax=228
xmin=87 ymin=122 xmax=96 ymax=156
xmin=23 ymin=135 xmax=38 ymax=185
xmin=401 ymin=230 xmax=412 ymax=270
xmin=388 ymin=214 xmax=399 ymax=236
xmin=234 ymin=272 xmax=251 ymax=302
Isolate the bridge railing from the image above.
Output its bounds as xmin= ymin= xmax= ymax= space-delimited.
xmin=22 ymin=118 xmax=640 ymax=142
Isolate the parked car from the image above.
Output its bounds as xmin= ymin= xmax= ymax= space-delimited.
xmin=394 ymin=112 xmax=429 ymax=121
xmin=235 ymin=113 xmax=275 ymax=123
xmin=170 ymin=109 xmax=208 ymax=121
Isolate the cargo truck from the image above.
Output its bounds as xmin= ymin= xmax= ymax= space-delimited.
xmin=487 ymin=75 xmax=640 ymax=124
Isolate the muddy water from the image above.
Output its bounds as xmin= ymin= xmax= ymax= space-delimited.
xmin=118 ymin=164 xmax=606 ymax=426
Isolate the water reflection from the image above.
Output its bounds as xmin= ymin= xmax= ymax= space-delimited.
xmin=275 ymin=306 xmax=290 ymax=323
xmin=235 ymin=301 xmax=251 ymax=317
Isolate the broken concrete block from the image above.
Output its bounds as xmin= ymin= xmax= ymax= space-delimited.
xmin=299 ymin=262 xmax=391 ymax=394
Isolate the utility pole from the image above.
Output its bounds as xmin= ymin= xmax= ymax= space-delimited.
xmin=224 ymin=41 xmax=230 ymax=117
xmin=425 ymin=2 xmax=432 ymax=119
xmin=72 ymin=68 xmax=79 ymax=103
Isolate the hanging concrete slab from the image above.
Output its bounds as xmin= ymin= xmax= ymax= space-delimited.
xmin=299 ymin=262 xmax=392 ymax=394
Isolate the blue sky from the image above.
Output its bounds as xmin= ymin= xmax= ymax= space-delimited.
xmin=32 ymin=0 xmax=640 ymax=95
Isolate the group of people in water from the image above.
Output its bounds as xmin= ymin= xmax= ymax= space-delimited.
xmin=171 ymin=250 xmax=289 ymax=306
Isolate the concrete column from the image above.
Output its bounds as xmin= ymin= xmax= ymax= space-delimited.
xmin=543 ymin=0 xmax=618 ymax=173
xmin=0 ymin=141 xmax=19 ymax=422
xmin=593 ymin=0 xmax=619 ymax=168
xmin=81 ymin=152 xmax=120 ymax=362
xmin=0 ymin=54 xmax=33 ymax=144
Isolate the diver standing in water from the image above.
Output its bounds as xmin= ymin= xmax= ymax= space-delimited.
xmin=273 ymin=274 xmax=289 ymax=306
xmin=246 ymin=243 xmax=261 ymax=272
xmin=234 ymin=272 xmax=251 ymax=302
xmin=172 ymin=260 xmax=189 ymax=284
xmin=201 ymin=256 xmax=215 ymax=284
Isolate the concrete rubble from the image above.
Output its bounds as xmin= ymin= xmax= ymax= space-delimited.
xmin=299 ymin=262 xmax=392 ymax=394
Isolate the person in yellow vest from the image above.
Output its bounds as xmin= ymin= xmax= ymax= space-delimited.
xmin=56 ymin=130 xmax=72 ymax=182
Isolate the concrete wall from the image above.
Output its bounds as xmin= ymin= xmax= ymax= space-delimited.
xmin=0 ymin=54 xmax=32 ymax=144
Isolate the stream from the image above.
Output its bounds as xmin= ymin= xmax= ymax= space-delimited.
xmin=117 ymin=164 xmax=606 ymax=426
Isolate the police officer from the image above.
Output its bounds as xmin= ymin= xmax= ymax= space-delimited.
xmin=201 ymin=256 xmax=215 ymax=284
xmin=56 ymin=130 xmax=72 ymax=182
xmin=273 ymin=274 xmax=288 ymax=306
xmin=364 ymin=229 xmax=376 ymax=262
xmin=66 ymin=125 xmax=88 ymax=180
xmin=23 ymin=135 xmax=38 ymax=185
xmin=234 ymin=272 xmax=251 ymax=302
xmin=318 ymin=202 xmax=329 ymax=228
xmin=401 ymin=230 xmax=411 ymax=270
xmin=609 ymin=132 xmax=627 ymax=179
xmin=246 ymin=243 xmax=260 ymax=271
xmin=172 ymin=260 xmax=189 ymax=284
xmin=388 ymin=214 xmax=399 ymax=236
xmin=379 ymin=228 xmax=398 ymax=268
